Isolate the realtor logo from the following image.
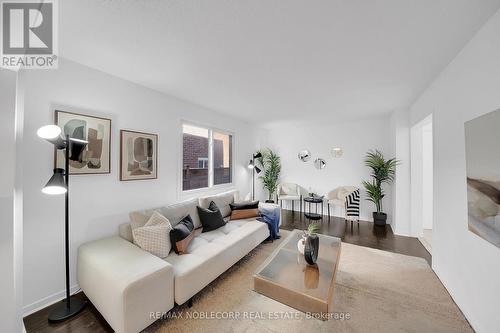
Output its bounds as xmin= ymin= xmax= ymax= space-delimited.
xmin=1 ymin=0 xmax=58 ymax=69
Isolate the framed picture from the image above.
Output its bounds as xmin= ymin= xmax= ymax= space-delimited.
xmin=464 ymin=108 xmax=500 ymax=249
xmin=55 ymin=110 xmax=111 ymax=174
xmin=120 ymin=130 xmax=158 ymax=181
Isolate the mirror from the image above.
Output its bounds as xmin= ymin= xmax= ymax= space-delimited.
xmin=331 ymin=147 xmax=343 ymax=158
xmin=314 ymin=158 xmax=326 ymax=169
xmin=298 ymin=150 xmax=311 ymax=162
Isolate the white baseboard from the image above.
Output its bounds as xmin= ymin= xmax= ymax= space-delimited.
xmin=23 ymin=284 xmax=80 ymax=317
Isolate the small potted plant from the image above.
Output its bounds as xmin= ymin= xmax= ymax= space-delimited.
xmin=362 ymin=150 xmax=400 ymax=226
xmin=297 ymin=223 xmax=320 ymax=258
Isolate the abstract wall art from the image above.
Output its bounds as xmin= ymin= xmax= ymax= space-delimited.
xmin=464 ymin=108 xmax=500 ymax=249
xmin=120 ymin=130 xmax=158 ymax=181
xmin=55 ymin=110 xmax=111 ymax=174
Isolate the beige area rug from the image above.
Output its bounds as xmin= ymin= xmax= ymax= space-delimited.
xmin=145 ymin=230 xmax=472 ymax=333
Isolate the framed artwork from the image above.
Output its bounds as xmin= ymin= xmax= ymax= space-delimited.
xmin=55 ymin=110 xmax=111 ymax=174
xmin=120 ymin=130 xmax=158 ymax=181
xmin=464 ymin=108 xmax=500 ymax=249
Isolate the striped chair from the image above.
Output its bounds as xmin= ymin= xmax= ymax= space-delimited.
xmin=326 ymin=186 xmax=360 ymax=225
xmin=345 ymin=189 xmax=360 ymax=225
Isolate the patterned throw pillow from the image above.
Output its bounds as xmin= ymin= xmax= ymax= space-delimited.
xmin=132 ymin=211 xmax=173 ymax=258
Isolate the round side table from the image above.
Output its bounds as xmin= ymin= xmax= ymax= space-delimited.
xmin=303 ymin=196 xmax=324 ymax=220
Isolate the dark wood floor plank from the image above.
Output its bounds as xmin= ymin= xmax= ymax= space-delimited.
xmin=24 ymin=209 xmax=431 ymax=332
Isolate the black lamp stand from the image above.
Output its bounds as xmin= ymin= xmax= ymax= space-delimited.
xmin=48 ymin=135 xmax=87 ymax=323
xmin=250 ymin=153 xmax=262 ymax=200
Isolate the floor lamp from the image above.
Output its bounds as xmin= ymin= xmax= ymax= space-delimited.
xmin=37 ymin=125 xmax=88 ymax=322
xmin=248 ymin=152 xmax=262 ymax=200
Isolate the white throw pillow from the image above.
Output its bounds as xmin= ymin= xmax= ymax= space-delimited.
xmin=132 ymin=211 xmax=173 ymax=258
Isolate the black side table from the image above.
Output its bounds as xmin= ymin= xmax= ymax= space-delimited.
xmin=303 ymin=196 xmax=324 ymax=220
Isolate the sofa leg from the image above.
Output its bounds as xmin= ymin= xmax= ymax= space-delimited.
xmin=187 ymin=298 xmax=193 ymax=308
xmin=292 ymin=200 xmax=294 ymax=213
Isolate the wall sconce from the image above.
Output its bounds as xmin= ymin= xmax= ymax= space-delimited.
xmin=331 ymin=147 xmax=343 ymax=158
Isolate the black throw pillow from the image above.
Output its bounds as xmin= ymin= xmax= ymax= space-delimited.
xmin=170 ymin=214 xmax=195 ymax=254
xmin=230 ymin=200 xmax=259 ymax=211
xmin=197 ymin=201 xmax=226 ymax=233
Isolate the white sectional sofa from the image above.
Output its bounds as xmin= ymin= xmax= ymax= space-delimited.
xmin=77 ymin=190 xmax=278 ymax=333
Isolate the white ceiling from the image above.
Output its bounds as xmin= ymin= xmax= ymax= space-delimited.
xmin=60 ymin=0 xmax=500 ymax=126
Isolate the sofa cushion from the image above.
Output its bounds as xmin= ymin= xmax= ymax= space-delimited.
xmin=170 ymin=215 xmax=195 ymax=254
xmin=198 ymin=201 xmax=226 ymax=233
xmin=132 ymin=213 xmax=173 ymax=258
xmin=229 ymin=200 xmax=259 ymax=210
xmin=230 ymin=208 xmax=259 ymax=220
xmin=130 ymin=198 xmax=202 ymax=229
xmin=197 ymin=229 xmax=226 ymax=242
xmin=164 ymin=218 xmax=269 ymax=304
xmin=198 ymin=190 xmax=238 ymax=218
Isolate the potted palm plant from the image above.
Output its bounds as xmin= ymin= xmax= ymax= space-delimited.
xmin=255 ymin=148 xmax=281 ymax=203
xmin=362 ymin=150 xmax=400 ymax=226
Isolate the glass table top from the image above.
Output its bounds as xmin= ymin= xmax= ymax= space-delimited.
xmin=254 ymin=229 xmax=341 ymax=302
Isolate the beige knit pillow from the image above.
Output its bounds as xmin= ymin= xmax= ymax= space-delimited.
xmin=132 ymin=211 xmax=173 ymax=258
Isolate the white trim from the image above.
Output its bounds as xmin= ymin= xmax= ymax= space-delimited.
xmin=22 ymin=284 xmax=80 ymax=317
xmin=208 ymin=129 xmax=214 ymax=187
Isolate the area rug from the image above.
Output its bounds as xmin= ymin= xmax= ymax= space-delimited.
xmin=145 ymin=230 xmax=472 ymax=333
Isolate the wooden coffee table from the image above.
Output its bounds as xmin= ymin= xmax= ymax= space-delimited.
xmin=253 ymin=229 xmax=341 ymax=319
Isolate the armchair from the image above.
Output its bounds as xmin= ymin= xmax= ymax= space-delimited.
xmin=326 ymin=186 xmax=360 ymax=224
xmin=277 ymin=183 xmax=303 ymax=213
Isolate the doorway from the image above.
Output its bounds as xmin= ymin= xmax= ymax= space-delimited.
xmin=410 ymin=114 xmax=433 ymax=254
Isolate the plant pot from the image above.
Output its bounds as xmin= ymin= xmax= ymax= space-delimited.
xmin=304 ymin=234 xmax=319 ymax=265
xmin=373 ymin=212 xmax=387 ymax=226
xmin=265 ymin=199 xmax=275 ymax=203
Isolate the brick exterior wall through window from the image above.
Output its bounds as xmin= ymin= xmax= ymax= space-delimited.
xmin=182 ymin=133 xmax=231 ymax=190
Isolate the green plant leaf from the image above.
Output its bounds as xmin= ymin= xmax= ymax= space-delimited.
xmin=362 ymin=149 xmax=400 ymax=213
xmin=256 ymin=148 xmax=281 ymax=200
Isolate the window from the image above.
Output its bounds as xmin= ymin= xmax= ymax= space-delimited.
xmin=182 ymin=123 xmax=233 ymax=191
xmin=213 ymin=131 xmax=232 ymax=185
xmin=197 ymin=158 xmax=208 ymax=169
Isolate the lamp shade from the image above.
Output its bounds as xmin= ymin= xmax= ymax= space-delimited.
xmin=253 ymin=152 xmax=262 ymax=159
xmin=68 ymin=138 xmax=88 ymax=162
xmin=248 ymin=159 xmax=254 ymax=169
xmin=37 ymin=125 xmax=61 ymax=139
xmin=255 ymin=166 xmax=262 ymax=174
xmin=42 ymin=168 xmax=67 ymax=195
xmin=37 ymin=125 xmax=66 ymax=149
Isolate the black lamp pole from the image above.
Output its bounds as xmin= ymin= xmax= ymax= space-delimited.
xmin=250 ymin=152 xmax=262 ymax=200
xmin=252 ymin=158 xmax=255 ymax=200
xmin=64 ymin=134 xmax=70 ymax=311
xmin=47 ymin=135 xmax=87 ymax=323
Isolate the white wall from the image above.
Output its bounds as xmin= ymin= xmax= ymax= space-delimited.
xmin=21 ymin=59 xmax=266 ymax=314
xmin=410 ymin=114 xmax=433 ymax=236
xmin=408 ymin=9 xmax=500 ymax=332
xmin=389 ymin=110 xmax=411 ymax=235
xmin=422 ymin=122 xmax=433 ymax=230
xmin=266 ymin=117 xmax=392 ymax=222
xmin=0 ymin=69 xmax=24 ymax=332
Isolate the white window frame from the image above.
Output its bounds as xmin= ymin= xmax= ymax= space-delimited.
xmin=180 ymin=121 xmax=234 ymax=195
xmin=197 ymin=157 xmax=209 ymax=169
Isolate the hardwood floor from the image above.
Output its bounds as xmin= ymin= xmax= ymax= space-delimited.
xmin=24 ymin=209 xmax=431 ymax=333
xmin=24 ymin=292 xmax=113 ymax=333
xmin=279 ymin=209 xmax=431 ymax=265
